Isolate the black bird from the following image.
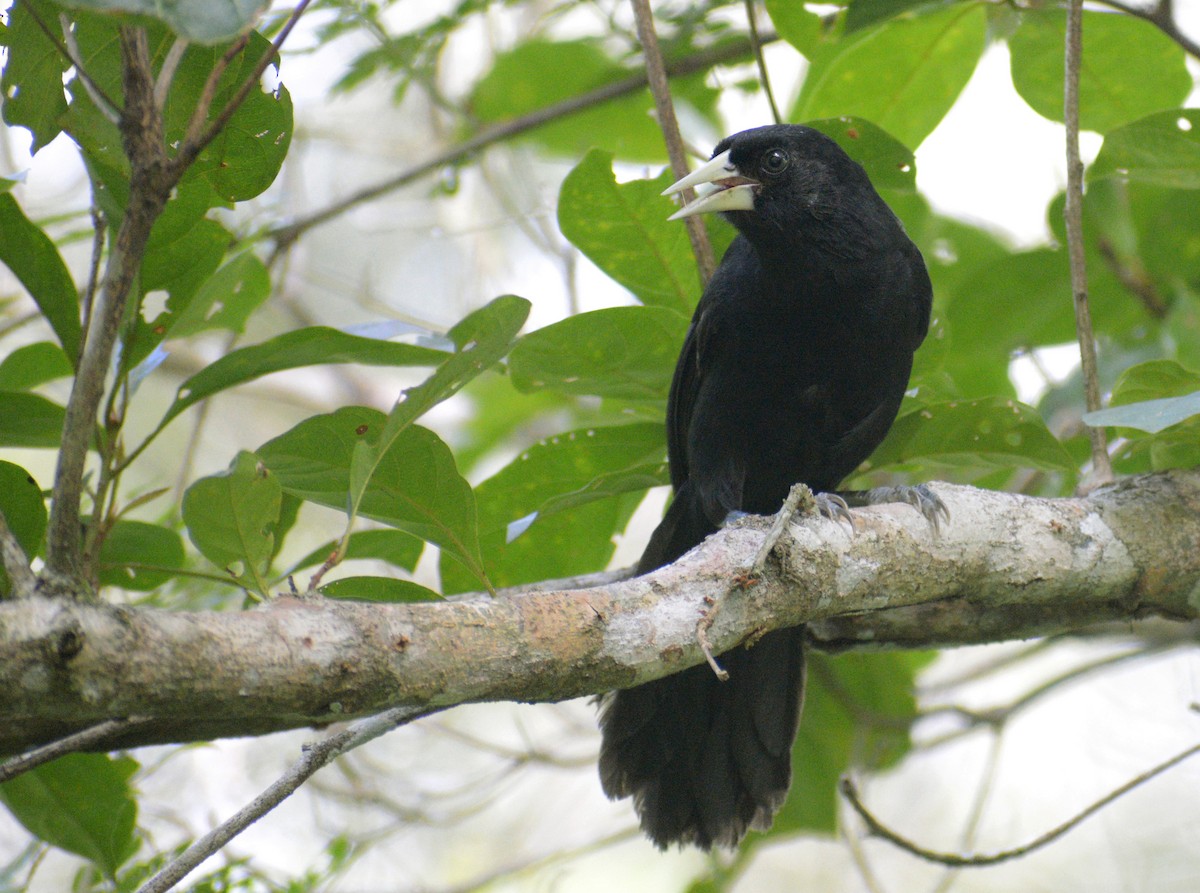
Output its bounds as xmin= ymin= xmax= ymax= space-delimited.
xmin=597 ymin=124 xmax=933 ymax=849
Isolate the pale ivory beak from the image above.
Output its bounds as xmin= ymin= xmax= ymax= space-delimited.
xmin=662 ymin=149 xmax=757 ymax=220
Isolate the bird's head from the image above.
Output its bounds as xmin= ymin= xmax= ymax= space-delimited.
xmin=664 ymin=124 xmax=874 ymax=242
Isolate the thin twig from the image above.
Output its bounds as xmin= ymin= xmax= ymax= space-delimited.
xmin=751 ymin=483 xmax=811 ymax=574
xmin=266 ymin=32 xmax=777 ymax=263
xmin=0 ymin=510 xmax=36 ymax=597
xmin=745 ymin=0 xmax=781 ymax=124
xmin=630 ymin=0 xmax=716 ymax=284
xmin=175 ymin=0 xmax=312 ymax=172
xmin=842 ymin=739 xmax=1200 ymax=867
xmin=0 ymin=718 xmax=144 ymax=783
xmin=135 ymin=705 xmax=430 ymax=893
xmin=1063 ymin=0 xmax=1114 ymax=486
xmin=178 ymin=34 xmax=251 ymax=153
xmin=153 ymin=36 xmax=190 ymax=110
xmin=20 ymin=5 xmax=122 ymax=121
xmin=696 ymin=611 xmax=730 ymax=681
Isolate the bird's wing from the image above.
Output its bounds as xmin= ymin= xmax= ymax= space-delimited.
xmin=664 ymin=308 xmax=704 ymax=492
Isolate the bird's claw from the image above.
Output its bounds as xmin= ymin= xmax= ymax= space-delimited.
xmin=815 ymin=492 xmax=855 ymax=533
xmin=866 ymin=484 xmax=949 ymax=534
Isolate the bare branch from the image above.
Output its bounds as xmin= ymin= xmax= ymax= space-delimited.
xmin=1063 ymin=0 xmax=1113 ymax=487
xmin=745 ymin=0 xmax=782 ymax=124
xmin=0 ymin=718 xmax=145 ymax=783
xmin=841 ymin=737 xmax=1200 ymax=867
xmin=135 ymin=705 xmax=428 ymax=893
xmin=266 ymin=32 xmax=779 ymax=260
xmin=631 ymin=0 xmax=716 ymax=283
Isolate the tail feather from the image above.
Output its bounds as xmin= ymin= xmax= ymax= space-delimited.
xmin=598 ymin=626 xmax=806 ymax=849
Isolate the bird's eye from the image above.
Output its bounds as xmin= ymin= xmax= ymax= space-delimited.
xmin=761 ymin=148 xmax=790 ymax=176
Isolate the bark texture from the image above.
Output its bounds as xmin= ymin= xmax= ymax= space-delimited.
xmin=2 ymin=472 xmax=1198 ymax=755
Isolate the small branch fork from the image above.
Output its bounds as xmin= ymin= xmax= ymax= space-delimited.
xmin=841 ymin=735 xmax=1200 ymax=868
xmin=42 ymin=3 xmax=312 ymax=593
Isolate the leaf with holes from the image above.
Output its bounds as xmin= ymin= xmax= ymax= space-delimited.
xmin=558 ymin=150 xmax=701 ymax=312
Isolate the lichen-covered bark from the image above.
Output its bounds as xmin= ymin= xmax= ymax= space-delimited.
xmin=2 ymin=472 xmax=1198 ymax=755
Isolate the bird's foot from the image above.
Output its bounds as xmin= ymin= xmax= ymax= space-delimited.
xmin=845 ymin=483 xmax=949 ymax=535
xmin=814 ymin=492 xmax=855 ymax=532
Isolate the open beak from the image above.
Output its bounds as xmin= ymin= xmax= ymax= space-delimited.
xmin=663 ymin=150 xmax=758 ymax=220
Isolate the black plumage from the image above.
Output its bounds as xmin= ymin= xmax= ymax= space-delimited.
xmin=597 ymin=124 xmax=932 ymax=849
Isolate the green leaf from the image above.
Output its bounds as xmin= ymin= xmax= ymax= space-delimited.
xmin=0 ymin=461 xmax=45 ymax=595
xmin=1008 ymin=9 xmax=1192 ymax=134
xmin=1090 ymin=110 xmax=1200 ymax=189
xmin=257 ymin=408 xmax=488 ymax=587
xmin=477 ymin=422 xmax=667 ymax=537
xmin=183 ymin=31 xmax=292 ymax=201
xmin=344 ymin=297 xmax=530 ymax=541
xmin=1 ymin=0 xmax=69 ymax=152
xmin=0 ymin=194 xmax=81 ymax=364
xmin=182 ymin=451 xmax=281 ymax=596
xmin=0 ymin=391 xmax=68 ymax=448
xmin=286 ymin=528 xmax=424 ymax=577
xmin=1085 ymin=393 xmax=1200 ymax=434
xmin=158 ymin=327 xmax=451 ymax=430
xmin=559 ymin=150 xmax=701 ymax=313
xmin=772 ymin=652 xmax=926 ymax=837
xmin=171 ymin=250 xmax=272 ymax=337
xmin=764 ymin=0 xmax=823 ymax=56
xmin=865 ymin=397 xmax=1075 ymax=474
xmin=793 ymin=3 xmax=987 ymax=150
xmin=58 ymin=0 xmax=269 ymax=45
xmin=468 ymin=39 xmax=666 ymax=161
xmin=373 ymin=296 xmax=530 ymax=447
xmin=441 ymin=424 xmax=665 ymax=593
xmin=0 ymin=342 xmax=73 ymax=389
xmin=97 ymin=520 xmax=186 ymax=591
xmin=319 ymin=576 xmax=441 ymax=603
xmin=845 ymin=0 xmax=945 ymax=34
xmin=130 ymin=216 xmax=230 ymax=367
xmin=508 ymin=305 xmax=688 ymax=401
xmin=442 ymin=490 xmax=642 ymax=595
xmin=1086 ymin=360 xmax=1200 ymax=436
xmin=0 ymin=753 xmax=138 ymax=876
xmin=806 ymin=117 xmax=917 ymax=192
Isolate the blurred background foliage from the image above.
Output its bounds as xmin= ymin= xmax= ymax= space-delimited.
xmin=1 ymin=0 xmax=1199 ymax=889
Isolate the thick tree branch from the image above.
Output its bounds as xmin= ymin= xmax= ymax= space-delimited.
xmin=3 ymin=473 xmax=1198 ymax=755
